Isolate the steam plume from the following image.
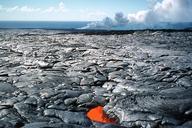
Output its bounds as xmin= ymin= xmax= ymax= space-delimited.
xmin=83 ymin=12 xmax=128 ymax=29
xmin=83 ymin=0 xmax=192 ymax=29
xmin=128 ymin=0 xmax=192 ymax=23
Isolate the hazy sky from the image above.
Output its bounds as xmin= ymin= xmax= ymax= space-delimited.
xmin=0 ymin=0 xmax=152 ymax=21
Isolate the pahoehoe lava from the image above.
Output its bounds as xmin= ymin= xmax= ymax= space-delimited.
xmin=0 ymin=29 xmax=192 ymax=128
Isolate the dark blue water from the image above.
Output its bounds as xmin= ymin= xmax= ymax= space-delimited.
xmin=0 ymin=21 xmax=192 ymax=30
xmin=0 ymin=21 xmax=90 ymax=29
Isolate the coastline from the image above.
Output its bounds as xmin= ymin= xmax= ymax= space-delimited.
xmin=1 ymin=28 xmax=192 ymax=35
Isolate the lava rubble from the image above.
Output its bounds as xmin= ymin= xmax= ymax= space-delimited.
xmin=0 ymin=30 xmax=192 ymax=128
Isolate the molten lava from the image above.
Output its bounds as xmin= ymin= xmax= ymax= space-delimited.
xmin=87 ymin=106 xmax=116 ymax=124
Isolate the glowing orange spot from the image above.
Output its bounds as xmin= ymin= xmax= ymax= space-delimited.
xmin=87 ymin=106 xmax=116 ymax=124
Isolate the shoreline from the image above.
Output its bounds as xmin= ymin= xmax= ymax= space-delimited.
xmin=1 ymin=28 xmax=192 ymax=35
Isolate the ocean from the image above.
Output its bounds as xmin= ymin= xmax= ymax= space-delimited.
xmin=0 ymin=21 xmax=90 ymax=29
xmin=0 ymin=21 xmax=192 ymax=30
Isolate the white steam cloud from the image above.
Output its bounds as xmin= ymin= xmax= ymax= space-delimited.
xmin=83 ymin=12 xmax=128 ymax=29
xmin=129 ymin=0 xmax=192 ymax=23
xmin=84 ymin=0 xmax=192 ymax=29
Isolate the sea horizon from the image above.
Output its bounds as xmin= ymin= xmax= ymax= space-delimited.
xmin=0 ymin=21 xmax=192 ymax=30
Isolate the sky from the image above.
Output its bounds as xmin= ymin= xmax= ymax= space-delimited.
xmin=0 ymin=0 xmax=151 ymax=21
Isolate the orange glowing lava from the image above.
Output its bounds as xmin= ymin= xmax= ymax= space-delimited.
xmin=87 ymin=106 xmax=116 ymax=124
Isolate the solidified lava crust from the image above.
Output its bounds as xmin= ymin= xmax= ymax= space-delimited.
xmin=0 ymin=29 xmax=192 ymax=128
